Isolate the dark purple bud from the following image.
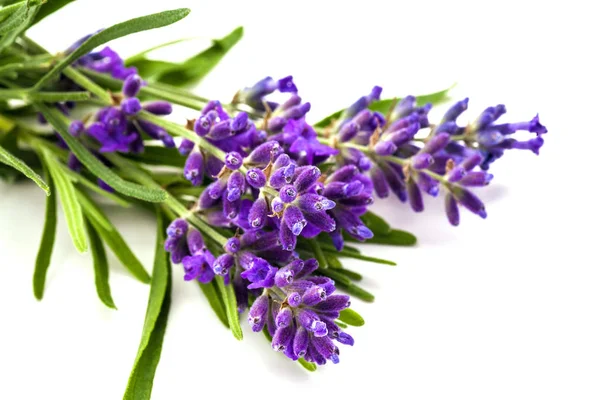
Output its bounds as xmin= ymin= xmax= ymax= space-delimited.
xmin=276 ymin=307 xmax=293 ymax=328
xmin=280 ymin=185 xmax=298 ymax=203
xmin=412 ymin=153 xmax=434 ymax=170
xmin=224 ymin=237 xmax=240 ymax=253
xmin=298 ymin=309 xmax=328 ymax=337
xmin=288 ymin=292 xmax=302 ymax=307
xmin=374 ymin=140 xmax=397 ymax=156
xmin=313 ymin=294 xmax=351 ymax=312
xmin=213 ymin=253 xmax=234 ymax=275
xmin=161 ymin=134 xmax=175 ymax=148
xmin=167 ymin=219 xmax=188 ymax=238
xmin=194 ymin=113 xmax=215 ymax=136
xmin=461 ymin=153 xmax=484 ymax=171
xmin=293 ymin=327 xmax=309 ymax=358
xmin=460 ymin=171 xmax=493 ymax=186
xmin=446 ymin=166 xmax=467 ymax=183
xmin=248 ymin=197 xmax=268 ymax=229
xmin=302 ymin=285 xmax=327 ymax=306
xmin=305 ymin=211 xmax=336 ymax=233
xmin=370 ymin=167 xmax=389 ymax=198
xmin=137 ymin=120 xmax=166 ymax=140
xmin=336 ymin=332 xmax=354 ymax=346
xmin=274 ymin=265 xmax=295 ymax=287
xmin=478 ymin=129 xmax=504 ymax=147
xmin=178 ymin=139 xmax=195 ymax=156
xmin=278 ymin=76 xmax=297 ymax=93
xmin=246 ymin=168 xmax=266 ymax=189
xmin=269 ymin=167 xmax=291 ymax=189
xmin=453 ymin=187 xmax=487 ymax=218
xmin=267 ymin=116 xmax=286 ymax=132
xmin=358 ymin=156 xmax=372 ymax=171
xmin=184 ymin=151 xmax=204 ymax=186
xmin=68 ymin=120 xmax=85 ymax=136
xmin=230 ymin=112 xmax=249 ymax=132
xmin=407 ymin=177 xmax=424 ymax=212
xmin=442 ymin=98 xmax=469 ymax=122
xmin=283 ymin=102 xmax=311 ymax=120
xmin=223 ymin=151 xmax=242 ymax=170
xmin=294 ymin=166 xmax=320 ymax=193
xmin=297 ymin=258 xmax=319 ymax=278
xmin=283 ymin=205 xmax=306 ymax=236
xmin=297 ymin=193 xmax=335 ymax=213
xmin=143 ymin=101 xmax=172 ymax=115
xmin=274 ymin=154 xmax=291 ymax=168
xmin=279 ymin=223 xmax=297 ymax=251
xmin=272 ymin=325 xmax=295 ymax=352
xmin=207 ymin=120 xmax=233 ymax=140
xmin=327 ymin=165 xmax=358 ymax=183
xmin=247 ymin=141 xmax=281 ymax=164
xmin=187 ymin=229 xmax=205 ymax=255
xmin=505 ymin=137 xmax=544 ymax=154
xmin=445 ymin=193 xmax=460 ymax=226
xmin=122 ymin=74 xmax=142 ymax=97
xmin=67 ymin=153 xmax=82 ymax=171
xmin=271 ymin=197 xmax=284 ymax=213
xmin=417 ymin=172 xmax=439 ymax=197
xmin=226 ymin=171 xmax=245 ymax=202
xmin=248 ymin=294 xmax=269 ymax=332
xmin=121 ymin=97 xmax=141 ymax=115
xmin=422 ymin=133 xmax=451 ymax=155
xmin=338 ymin=121 xmax=359 ymax=142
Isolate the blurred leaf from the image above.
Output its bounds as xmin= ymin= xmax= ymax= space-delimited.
xmin=335 ymin=320 xmax=348 ymax=329
xmin=123 ymin=212 xmax=171 ymax=400
xmin=338 ymin=308 xmax=365 ymax=327
xmin=335 ymin=281 xmax=375 ymax=303
xmin=323 ymin=248 xmax=396 ymax=266
xmin=34 ymin=8 xmax=191 ymax=88
xmin=0 ymin=143 xmax=49 ymax=194
xmin=156 ymin=26 xmax=243 ymax=87
xmin=42 ymin=150 xmax=87 ymax=253
xmin=349 ymin=229 xmax=417 ymax=246
xmin=31 ymin=0 xmax=77 ymax=26
xmin=335 ymin=268 xmax=362 ymax=282
xmin=298 ymin=358 xmax=317 ymax=372
xmin=26 ymin=91 xmax=91 ymax=102
xmin=0 ymin=2 xmax=40 ymax=52
xmin=198 ymin=280 xmax=229 ymax=328
xmin=125 ymin=37 xmax=195 ymax=64
xmin=127 ymin=58 xmax=178 ymax=80
xmin=314 ymin=85 xmax=455 ymax=128
xmin=216 ymin=276 xmax=243 ymax=340
xmin=125 ymin=145 xmax=185 ymax=168
xmin=308 ymin=238 xmax=328 ymax=269
xmin=361 ymin=210 xmax=391 ymax=235
xmin=37 ymin=103 xmax=167 ymax=202
xmin=86 ymin=218 xmax=116 ymax=309
xmin=32 ymin=165 xmax=56 ymax=300
xmin=324 ymin=253 xmax=342 ymax=269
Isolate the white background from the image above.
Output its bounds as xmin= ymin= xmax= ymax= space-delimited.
xmin=1 ymin=0 xmax=599 ymax=399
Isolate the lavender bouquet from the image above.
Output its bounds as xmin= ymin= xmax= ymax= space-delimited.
xmin=0 ymin=3 xmax=546 ymax=399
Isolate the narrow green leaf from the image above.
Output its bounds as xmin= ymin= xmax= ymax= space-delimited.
xmin=125 ymin=37 xmax=195 ymax=64
xmin=86 ymin=218 xmax=116 ymax=309
xmin=125 ymin=59 xmax=177 ymax=80
xmin=0 ymin=3 xmax=40 ymax=51
xmin=27 ymin=91 xmax=91 ymax=102
xmin=125 ymin=145 xmax=185 ymax=168
xmin=61 ymin=166 xmax=131 ymax=208
xmin=298 ymin=358 xmax=317 ymax=372
xmin=76 ymin=189 xmax=114 ymax=233
xmin=36 ymin=103 xmax=168 ymax=202
xmin=335 ymin=320 xmax=348 ymax=329
xmin=31 ymin=0 xmax=76 ymax=26
xmin=335 ymin=268 xmax=363 ymax=282
xmin=42 ymin=151 xmax=87 ymax=253
xmin=323 ymin=249 xmax=396 ymax=266
xmin=314 ymin=85 xmax=455 ymax=128
xmin=32 ymin=165 xmax=56 ymax=300
xmin=0 ymin=143 xmax=49 ymax=194
xmin=215 ymin=276 xmax=243 ymax=340
xmin=157 ymin=26 xmax=244 ymax=87
xmin=123 ymin=212 xmax=171 ymax=400
xmin=35 ymin=8 xmax=191 ymax=89
xmin=348 ymin=229 xmax=417 ymax=246
xmin=0 ymin=1 xmax=29 ymax=35
xmin=338 ymin=308 xmax=365 ymax=327
xmin=318 ymin=267 xmax=351 ymax=285
xmin=335 ymin=281 xmax=375 ymax=302
xmin=0 ymin=0 xmax=26 ymax=19
xmin=361 ymin=210 xmax=391 ymax=235
xmin=198 ymin=280 xmax=229 ymax=328
xmin=308 ymin=238 xmax=328 ymax=269
xmin=324 ymin=253 xmax=342 ymax=269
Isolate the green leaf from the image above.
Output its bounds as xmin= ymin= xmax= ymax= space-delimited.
xmin=86 ymin=218 xmax=116 ymax=309
xmin=125 ymin=37 xmax=195 ymax=64
xmin=125 ymin=145 xmax=185 ymax=168
xmin=34 ymin=8 xmax=191 ymax=88
xmin=126 ymin=59 xmax=178 ymax=80
xmin=215 ymin=276 xmax=243 ymax=340
xmin=32 ymin=165 xmax=56 ymax=300
xmin=0 ymin=2 xmax=40 ymax=52
xmin=31 ymin=0 xmax=76 ymax=26
xmin=323 ymin=248 xmax=396 ymax=266
xmin=123 ymin=212 xmax=171 ymax=400
xmin=26 ymin=91 xmax=91 ymax=102
xmin=156 ymin=26 xmax=244 ymax=87
xmin=317 ymin=267 xmax=351 ymax=285
xmin=314 ymin=85 xmax=455 ymax=128
xmin=334 ymin=268 xmax=363 ymax=282
xmin=61 ymin=166 xmax=131 ymax=208
xmin=0 ymin=0 xmax=26 ymax=19
xmin=324 ymin=253 xmax=342 ymax=269
xmin=298 ymin=358 xmax=317 ymax=372
xmin=349 ymin=229 xmax=417 ymax=246
xmin=338 ymin=308 xmax=365 ymax=327
xmin=361 ymin=210 xmax=391 ymax=235
xmin=335 ymin=281 xmax=375 ymax=303
xmin=308 ymin=238 xmax=328 ymax=269
xmin=198 ymin=280 xmax=229 ymax=328
xmin=36 ymin=103 xmax=167 ymax=202
xmin=42 ymin=150 xmax=87 ymax=253
xmin=76 ymin=189 xmax=114 ymax=233
xmin=0 ymin=143 xmax=49 ymax=194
